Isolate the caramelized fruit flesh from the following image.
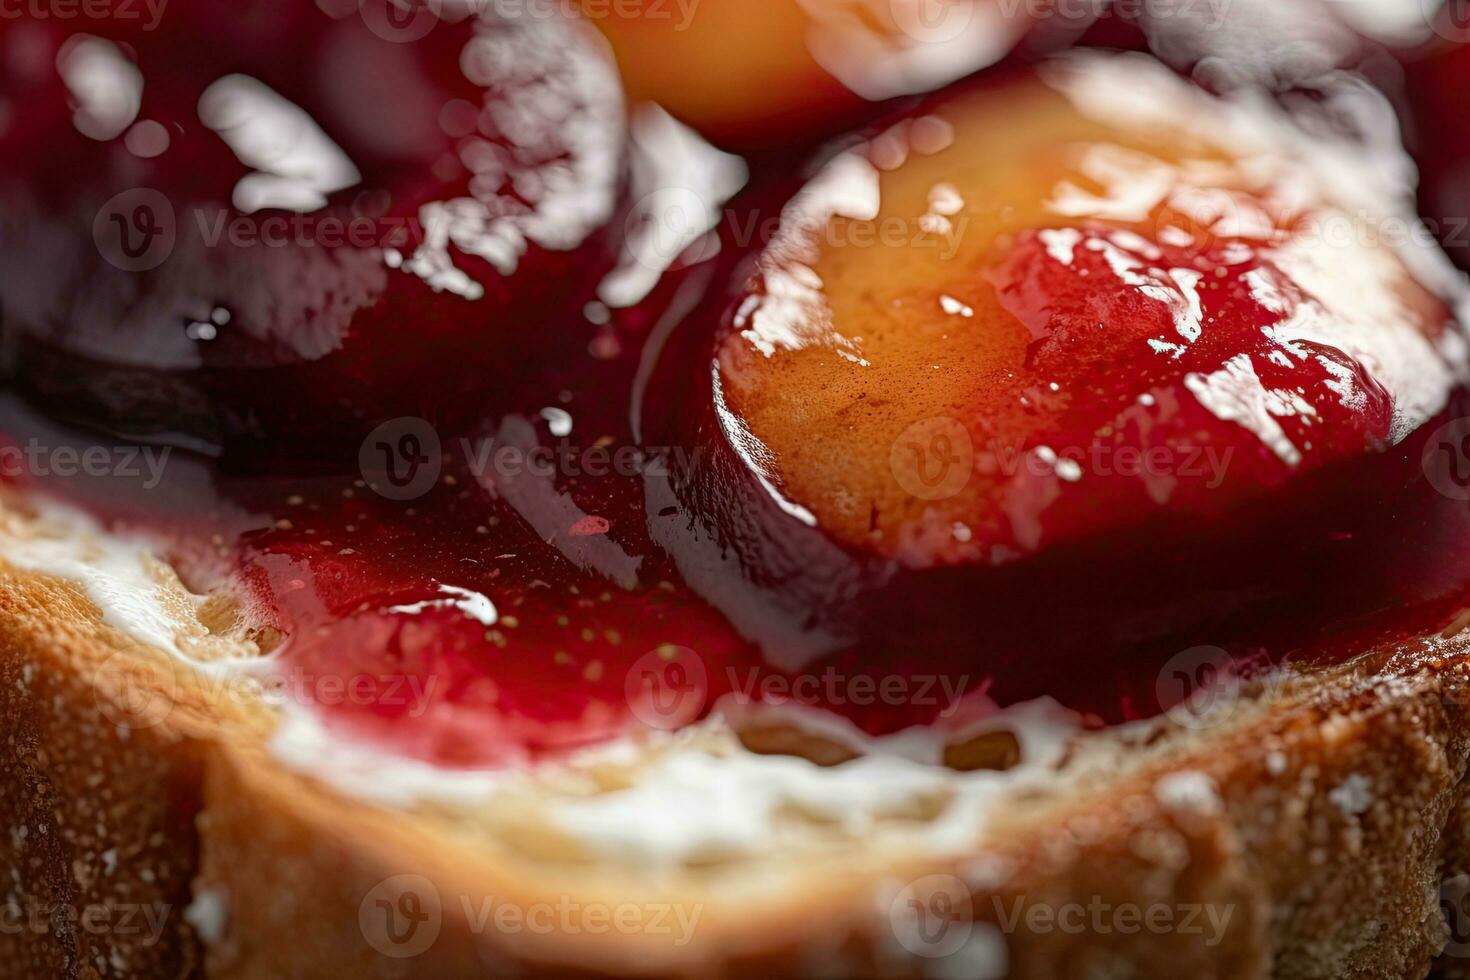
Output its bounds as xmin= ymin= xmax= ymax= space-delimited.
xmin=585 ymin=0 xmax=1037 ymax=148
xmin=714 ymin=56 xmax=1462 ymax=566
xmin=586 ymin=0 xmax=851 ymax=145
xmin=649 ymin=54 xmax=1470 ymax=694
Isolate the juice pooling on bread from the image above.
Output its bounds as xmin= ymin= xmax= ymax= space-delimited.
xmin=649 ymin=54 xmax=1470 ymax=712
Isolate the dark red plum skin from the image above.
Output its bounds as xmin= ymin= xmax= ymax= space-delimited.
xmin=0 ymin=1 xmax=628 ymax=469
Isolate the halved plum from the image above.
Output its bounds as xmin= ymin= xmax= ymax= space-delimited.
xmin=584 ymin=0 xmax=1048 ymax=150
xmin=0 ymin=1 xmax=628 ymax=468
xmin=649 ymin=53 xmax=1470 ymax=708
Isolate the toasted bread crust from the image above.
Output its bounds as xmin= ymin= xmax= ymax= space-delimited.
xmin=6 ymin=549 xmax=1470 ymax=979
xmin=0 ymin=570 xmax=206 ymax=979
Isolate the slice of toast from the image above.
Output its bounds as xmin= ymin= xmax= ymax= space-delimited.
xmin=6 ymin=498 xmax=1470 ymax=979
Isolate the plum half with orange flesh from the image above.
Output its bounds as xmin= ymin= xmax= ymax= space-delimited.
xmin=649 ymin=54 xmax=1470 ymax=713
xmin=584 ymin=0 xmax=1043 ymax=150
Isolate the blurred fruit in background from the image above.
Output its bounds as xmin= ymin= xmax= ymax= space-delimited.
xmin=581 ymin=0 xmax=852 ymax=147
xmin=1319 ymin=0 xmax=1454 ymax=46
xmin=583 ymin=0 xmax=1066 ymax=149
xmin=0 ymin=1 xmax=630 ymax=468
xmin=1402 ymin=37 xmax=1470 ymax=272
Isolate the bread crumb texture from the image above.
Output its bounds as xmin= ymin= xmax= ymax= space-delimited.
xmin=7 ymin=522 xmax=1470 ymax=977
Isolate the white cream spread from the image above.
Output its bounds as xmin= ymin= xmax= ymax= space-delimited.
xmin=265 ymin=692 xmax=1085 ymax=865
xmin=0 ymin=498 xmax=1091 ymax=865
xmin=0 ymin=500 xmax=213 ymax=660
xmin=541 ymin=697 xmax=1080 ymax=865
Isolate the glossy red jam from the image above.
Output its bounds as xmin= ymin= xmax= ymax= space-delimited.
xmin=3 ymin=11 xmax=1469 ymax=770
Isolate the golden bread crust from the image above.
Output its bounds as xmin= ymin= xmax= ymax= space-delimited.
xmin=7 ymin=549 xmax=1470 ymax=978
